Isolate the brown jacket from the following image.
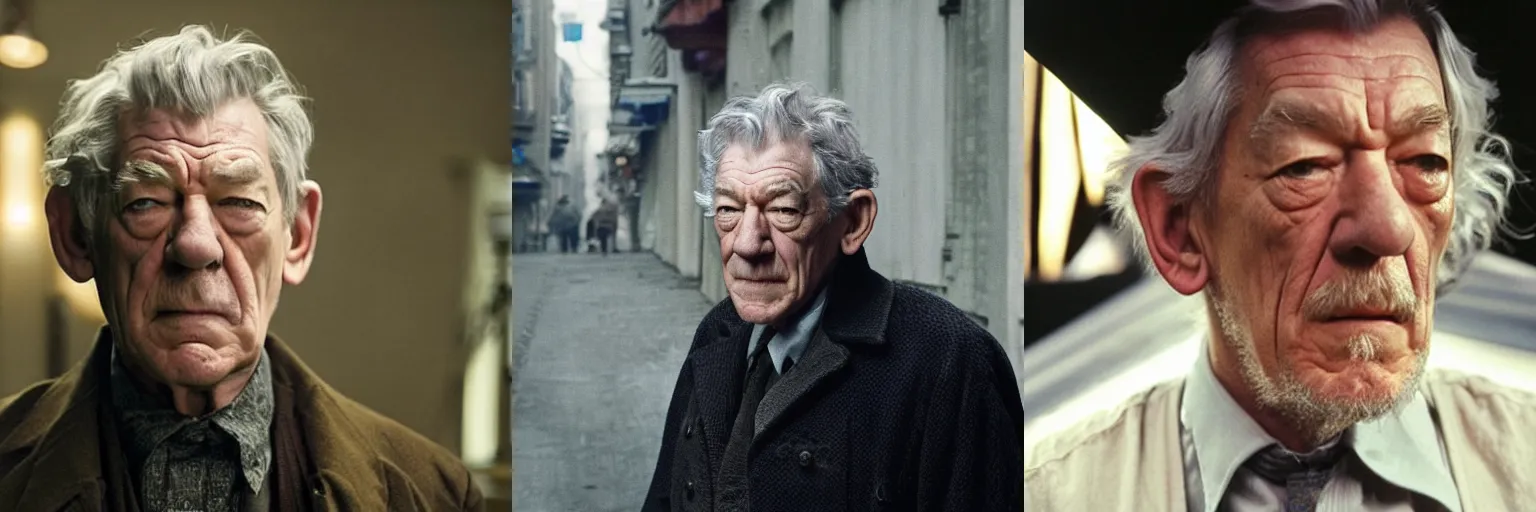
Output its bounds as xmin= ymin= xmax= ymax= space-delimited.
xmin=0 ymin=330 xmax=485 ymax=512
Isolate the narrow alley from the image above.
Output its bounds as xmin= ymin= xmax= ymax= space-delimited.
xmin=510 ymin=252 xmax=714 ymax=511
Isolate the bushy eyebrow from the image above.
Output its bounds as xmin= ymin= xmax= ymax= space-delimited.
xmin=714 ymin=179 xmax=808 ymax=208
xmin=210 ymin=159 xmax=264 ymax=186
xmin=116 ymin=158 xmax=268 ymax=191
xmin=1249 ymin=99 xmax=1450 ymax=160
xmin=116 ymin=160 xmax=173 ymax=188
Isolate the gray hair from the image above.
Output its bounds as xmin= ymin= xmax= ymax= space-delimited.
xmin=43 ymin=25 xmax=313 ymax=233
xmin=1104 ymin=0 xmax=1520 ymax=292
xmin=694 ymin=82 xmax=878 ymax=219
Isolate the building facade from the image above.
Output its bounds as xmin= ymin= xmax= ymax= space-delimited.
xmin=513 ymin=0 xmax=569 ymax=253
xmin=601 ymin=0 xmax=1025 ymax=367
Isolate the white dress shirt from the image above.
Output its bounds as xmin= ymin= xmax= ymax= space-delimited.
xmin=747 ymin=286 xmax=828 ymax=374
xmin=1179 ymin=341 xmax=1463 ymax=511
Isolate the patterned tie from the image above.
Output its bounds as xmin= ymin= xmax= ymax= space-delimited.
xmin=1244 ymin=439 xmax=1348 ymax=512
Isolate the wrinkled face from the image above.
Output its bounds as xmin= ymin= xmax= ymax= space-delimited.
xmin=1202 ymin=17 xmax=1451 ymax=428
xmin=714 ymin=139 xmax=843 ymax=325
xmin=100 ymin=99 xmax=289 ymax=389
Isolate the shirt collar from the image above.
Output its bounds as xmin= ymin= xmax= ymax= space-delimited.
xmin=110 ymin=344 xmax=276 ymax=493
xmin=1180 ymin=337 xmax=1461 ymax=512
xmin=748 ymin=285 xmax=830 ymax=373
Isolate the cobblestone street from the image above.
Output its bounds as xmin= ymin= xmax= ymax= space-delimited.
xmin=511 ymin=251 xmax=714 ymax=511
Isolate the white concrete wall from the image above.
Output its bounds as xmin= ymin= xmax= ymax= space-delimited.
xmin=835 ymin=0 xmax=950 ymax=288
xmin=699 ymin=84 xmax=731 ymax=303
xmin=1007 ymin=0 xmax=1026 ymax=376
xmin=672 ymin=58 xmax=706 ymax=279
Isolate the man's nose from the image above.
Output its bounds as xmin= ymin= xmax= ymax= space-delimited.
xmin=1330 ymin=152 xmax=1415 ymax=265
xmin=731 ymin=206 xmax=773 ymax=257
xmin=167 ymin=197 xmax=224 ymax=270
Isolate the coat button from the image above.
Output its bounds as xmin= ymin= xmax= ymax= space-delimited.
xmin=875 ymin=482 xmax=889 ymax=503
xmin=685 ymin=480 xmax=696 ymax=500
xmin=683 ymin=421 xmax=694 ymax=438
xmin=798 ymin=450 xmax=814 ymax=467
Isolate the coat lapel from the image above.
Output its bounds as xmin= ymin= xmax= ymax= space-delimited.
xmin=754 ymin=327 xmax=850 ymax=438
xmin=753 ymin=248 xmax=894 ymax=441
xmin=687 ymin=320 xmax=753 ymax=459
xmin=263 ymin=337 xmax=392 ymax=511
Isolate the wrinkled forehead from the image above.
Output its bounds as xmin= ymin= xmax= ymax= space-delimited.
xmin=121 ymin=99 xmax=270 ymax=145
xmin=718 ymin=138 xmax=816 ymax=179
xmin=1237 ymin=15 xmax=1445 ymax=98
xmin=114 ymin=104 xmax=276 ymax=187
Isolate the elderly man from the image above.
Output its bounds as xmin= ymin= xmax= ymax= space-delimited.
xmin=1026 ymin=1 xmax=1536 ymax=510
xmin=643 ymin=83 xmax=1024 ymax=511
xmin=0 ymin=26 xmax=482 ymax=511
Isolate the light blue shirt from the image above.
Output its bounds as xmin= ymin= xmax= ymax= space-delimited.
xmin=747 ymin=286 xmax=829 ymax=374
xmin=1180 ymin=340 xmax=1462 ymax=511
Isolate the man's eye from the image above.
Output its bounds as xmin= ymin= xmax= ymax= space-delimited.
xmin=1403 ymin=155 xmax=1450 ymax=173
xmin=1276 ymin=160 xmax=1328 ymax=179
xmin=220 ymin=198 xmax=265 ymax=211
xmin=716 ymin=206 xmax=740 ymax=215
xmin=770 ymin=207 xmax=801 ymax=217
xmin=124 ymin=198 xmax=163 ymax=213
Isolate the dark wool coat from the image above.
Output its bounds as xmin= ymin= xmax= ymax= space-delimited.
xmin=0 ymin=329 xmax=484 ymax=512
xmin=644 ymin=249 xmax=1025 ymax=511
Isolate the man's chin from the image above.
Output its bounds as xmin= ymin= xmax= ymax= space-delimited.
xmin=731 ymin=298 xmax=789 ymax=326
xmin=154 ymin=343 xmax=241 ymax=386
xmin=1302 ymin=363 xmax=1406 ymax=405
xmin=1280 ymin=360 xmax=1422 ymax=426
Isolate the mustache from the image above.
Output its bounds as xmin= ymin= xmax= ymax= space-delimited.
xmin=725 ymin=257 xmax=785 ymax=281
xmin=152 ymin=274 xmax=239 ymax=315
xmin=1301 ymin=268 xmax=1419 ymax=323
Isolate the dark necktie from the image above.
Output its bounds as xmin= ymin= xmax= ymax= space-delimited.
xmin=714 ymin=327 xmax=778 ymax=511
xmin=1244 ymin=440 xmax=1348 ymax=512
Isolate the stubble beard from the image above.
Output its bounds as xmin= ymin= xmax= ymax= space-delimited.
xmin=1208 ymin=288 xmax=1427 ymax=447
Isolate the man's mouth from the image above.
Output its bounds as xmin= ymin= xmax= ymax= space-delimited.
xmin=1322 ymin=307 xmax=1408 ymax=324
xmin=156 ymin=309 xmax=229 ymax=320
xmin=732 ymin=276 xmax=784 ymax=283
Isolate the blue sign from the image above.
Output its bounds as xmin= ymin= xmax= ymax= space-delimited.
xmin=562 ymin=23 xmax=583 ymax=42
xmin=512 ymin=146 xmax=526 ymax=165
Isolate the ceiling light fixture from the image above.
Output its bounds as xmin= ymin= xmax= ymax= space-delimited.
xmin=0 ymin=0 xmax=47 ymax=69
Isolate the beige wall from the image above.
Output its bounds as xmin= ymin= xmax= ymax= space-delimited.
xmin=0 ymin=0 xmax=511 ymax=453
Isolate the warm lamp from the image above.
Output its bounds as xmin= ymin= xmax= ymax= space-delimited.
xmin=0 ymin=0 xmax=46 ymax=70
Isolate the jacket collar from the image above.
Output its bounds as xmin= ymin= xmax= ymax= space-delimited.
xmin=702 ymin=248 xmax=893 ymax=350
xmin=689 ymin=248 xmax=895 ymax=449
xmin=0 ymin=328 xmax=398 ymax=512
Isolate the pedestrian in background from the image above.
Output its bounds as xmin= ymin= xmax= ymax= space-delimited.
xmin=590 ymin=198 xmax=620 ymax=255
xmin=547 ymin=195 xmax=582 ymax=253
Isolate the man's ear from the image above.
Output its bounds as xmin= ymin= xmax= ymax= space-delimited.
xmin=45 ymin=187 xmax=95 ymax=282
xmin=836 ymin=189 xmax=877 ymax=255
xmin=1131 ymin=165 xmax=1208 ymax=295
xmin=282 ymin=181 xmax=323 ymax=285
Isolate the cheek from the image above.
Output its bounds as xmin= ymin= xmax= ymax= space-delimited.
xmin=1424 ymin=195 xmax=1454 ymax=251
xmin=773 ymin=234 xmax=801 ymax=270
xmin=1207 ymin=200 xmax=1315 ymax=334
xmin=106 ymin=226 xmax=160 ymax=287
xmin=229 ymin=231 xmax=279 ymax=284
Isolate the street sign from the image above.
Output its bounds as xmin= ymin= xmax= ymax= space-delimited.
xmin=562 ymin=23 xmax=583 ymax=42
